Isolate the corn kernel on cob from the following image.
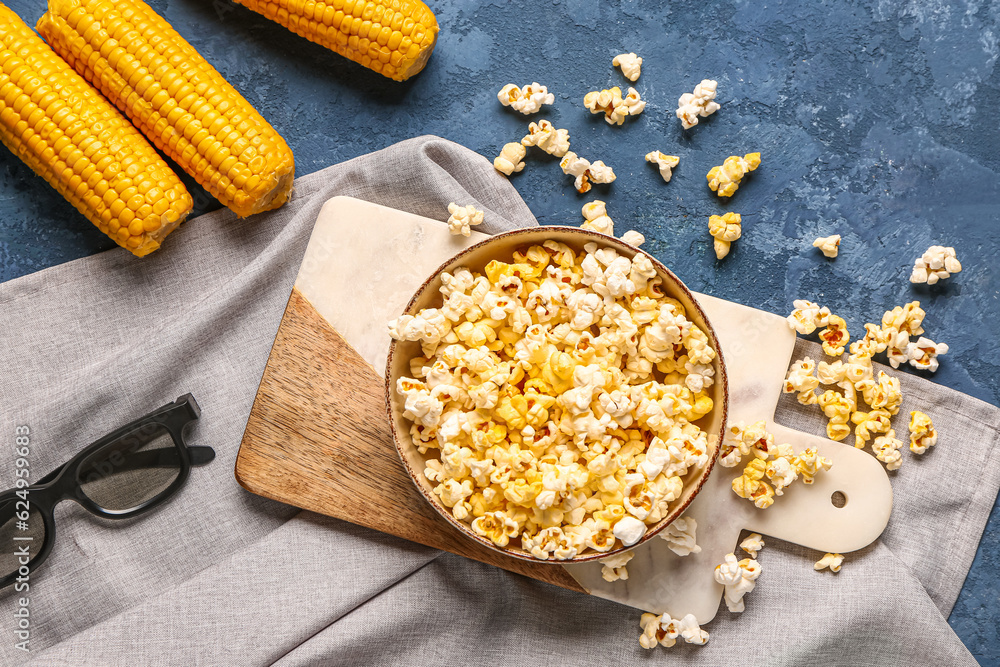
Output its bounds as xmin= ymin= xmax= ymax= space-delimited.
xmin=0 ymin=3 xmax=191 ymax=257
xmin=38 ymin=0 xmax=295 ymax=218
xmin=233 ymin=0 xmax=438 ymax=82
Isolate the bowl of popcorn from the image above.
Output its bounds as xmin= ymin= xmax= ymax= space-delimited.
xmin=385 ymin=227 xmax=728 ymax=563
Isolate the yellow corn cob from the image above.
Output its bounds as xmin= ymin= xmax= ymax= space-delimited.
xmin=0 ymin=3 xmax=191 ymax=257
xmin=234 ymin=0 xmax=438 ymax=82
xmin=38 ymin=0 xmax=295 ymax=218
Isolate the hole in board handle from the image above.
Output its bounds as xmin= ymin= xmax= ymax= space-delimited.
xmin=831 ymin=491 xmax=847 ymax=508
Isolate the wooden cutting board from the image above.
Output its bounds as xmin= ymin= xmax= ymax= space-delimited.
xmin=236 ymin=197 xmax=893 ymax=622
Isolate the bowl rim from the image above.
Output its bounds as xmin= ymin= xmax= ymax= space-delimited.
xmin=384 ymin=226 xmax=729 ymax=564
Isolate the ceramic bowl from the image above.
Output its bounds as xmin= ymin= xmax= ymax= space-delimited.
xmin=385 ymin=227 xmax=728 ymax=563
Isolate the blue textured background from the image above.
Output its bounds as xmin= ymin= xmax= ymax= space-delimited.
xmin=1 ymin=0 xmax=997 ymax=661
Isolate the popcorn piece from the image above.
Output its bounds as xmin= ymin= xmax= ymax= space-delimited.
xmin=872 ymin=429 xmax=904 ymax=471
xmin=675 ymin=614 xmax=710 ymax=645
xmin=584 ymin=86 xmax=624 ymax=124
xmin=493 ymin=142 xmax=526 ymax=176
xmin=583 ymin=86 xmax=645 ymax=125
xmin=817 ymin=360 xmax=847 ymax=385
xmin=732 ymin=458 xmax=775 ymax=509
xmin=791 ymin=447 xmax=833 ymax=484
xmin=522 ymin=526 xmax=578 ymax=560
xmin=560 ymin=151 xmax=616 ymax=193
xmin=765 ymin=455 xmax=798 ymax=495
xmin=814 ymin=552 xmax=844 ymax=572
xmin=645 ymin=151 xmax=680 ymax=183
xmin=851 ymin=408 xmax=892 ymax=450
xmin=909 ymin=410 xmax=937 ymax=454
xmin=813 ymin=234 xmax=841 ymax=258
xmin=639 ymin=612 xmax=677 ymax=649
xmin=521 ymin=119 xmax=571 ymax=157
xmin=614 ymin=515 xmax=647 ymax=546
xmin=882 ymin=301 xmax=926 ymax=338
xmin=620 ymin=230 xmax=645 ymax=247
xmin=783 ymin=356 xmax=820 ymax=405
xmin=446 ymin=203 xmax=485 ymax=237
xmin=621 ymin=87 xmax=646 ymax=118
xmin=498 ymin=82 xmax=554 ymax=115
xmin=707 ymin=152 xmax=759 ymax=198
xmin=676 ymin=79 xmax=720 ymax=129
xmin=600 ymin=549 xmax=634 ymax=582
xmin=612 ymin=52 xmax=642 ymax=81
xmin=818 ymin=389 xmax=853 ymax=441
xmin=639 ymin=613 xmax=709 ymax=649
xmin=471 ymin=511 xmax=519 ymax=548
xmin=858 ymin=370 xmax=902 ymax=416
xmin=581 ymin=200 xmax=614 ymax=235
xmin=906 ymin=336 xmax=949 ymax=372
xmin=714 ymin=553 xmax=762 ymax=612
xmin=740 ymin=533 xmax=764 ymax=559
xmin=708 ymin=212 xmax=741 ymax=259
xmin=910 ymin=245 xmax=962 ymax=285
xmin=819 ymin=314 xmax=850 ymax=357
xmin=787 ymin=300 xmax=831 ymax=335
xmin=660 ymin=516 xmax=702 ymax=556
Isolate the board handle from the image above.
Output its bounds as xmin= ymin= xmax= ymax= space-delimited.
xmin=742 ymin=423 xmax=893 ymax=553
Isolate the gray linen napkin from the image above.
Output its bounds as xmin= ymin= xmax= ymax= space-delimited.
xmin=0 ymin=136 xmax=996 ymax=666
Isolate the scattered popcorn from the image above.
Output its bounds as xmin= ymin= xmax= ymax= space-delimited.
xmin=707 ymin=152 xmax=760 ymax=198
xmin=857 ymin=370 xmax=902 ymax=416
xmin=390 ymin=239 xmax=719 ymax=560
xmin=906 ymin=336 xmax=949 ymax=372
xmin=560 ymin=152 xmax=616 ymax=193
xmin=908 ymin=410 xmax=937 ymax=454
xmin=817 ymin=360 xmax=847 ymax=385
xmin=620 ymin=230 xmax=645 ymax=247
xmin=813 ymin=234 xmax=841 ymax=258
xmin=498 ymin=82 xmax=554 ymax=115
xmin=782 ymin=357 xmax=820 ymax=406
xmin=613 ymin=52 xmax=642 ymax=81
xmin=872 ymin=429 xmax=904 ymax=471
xmin=740 ymin=533 xmax=764 ymax=558
xmin=817 ymin=314 xmax=850 ymax=357
xmin=583 ymin=86 xmax=646 ymax=125
xmin=645 ymin=151 xmax=680 ymax=183
xmin=493 ymin=142 xmax=526 ymax=176
xmin=714 ymin=553 xmax=762 ymax=612
xmin=766 ymin=455 xmax=798 ymax=495
xmin=814 ymin=552 xmax=844 ymax=572
xmin=676 ymin=79 xmax=720 ymax=129
xmin=600 ymin=549 xmax=634 ymax=582
xmin=520 ymin=120 xmax=571 ymax=157
xmin=639 ymin=612 xmax=708 ymax=649
xmin=851 ymin=408 xmax=892 ymax=450
xmin=787 ymin=300 xmax=831 ymax=335
xmin=660 ymin=516 xmax=701 ymax=556
xmin=446 ymin=203 xmax=484 ymax=237
xmin=818 ymin=389 xmax=853 ymax=441
xmin=708 ymin=212 xmax=742 ymax=260
xmin=675 ymin=614 xmax=710 ymax=645
xmin=791 ymin=447 xmax=833 ymax=484
xmin=581 ymin=200 xmax=614 ymax=235
xmin=910 ymin=245 xmax=962 ymax=285
xmin=621 ymin=87 xmax=646 ymax=117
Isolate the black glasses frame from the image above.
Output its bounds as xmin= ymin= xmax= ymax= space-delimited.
xmin=1 ymin=394 xmax=214 ymax=589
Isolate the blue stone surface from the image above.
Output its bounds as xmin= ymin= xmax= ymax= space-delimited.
xmin=0 ymin=0 xmax=997 ymax=661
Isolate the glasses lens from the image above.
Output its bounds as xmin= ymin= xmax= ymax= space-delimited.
xmin=76 ymin=423 xmax=182 ymax=512
xmin=0 ymin=499 xmax=46 ymax=580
